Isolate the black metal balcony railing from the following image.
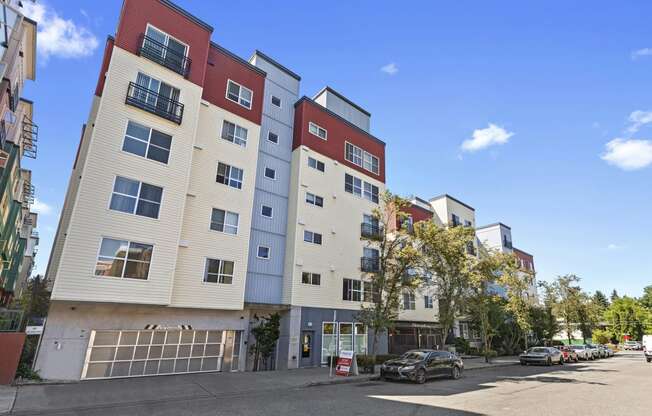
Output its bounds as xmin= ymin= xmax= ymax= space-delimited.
xmin=360 ymin=256 xmax=380 ymax=273
xmin=360 ymin=223 xmax=383 ymax=240
xmin=126 ymin=82 xmax=184 ymax=124
xmin=22 ymin=181 xmax=34 ymax=209
xmin=22 ymin=114 xmax=38 ymax=159
xmin=139 ymin=34 xmax=191 ymax=78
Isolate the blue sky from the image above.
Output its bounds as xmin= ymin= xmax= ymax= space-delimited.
xmin=23 ymin=0 xmax=651 ymax=297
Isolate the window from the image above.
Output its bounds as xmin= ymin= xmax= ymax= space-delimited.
xmin=403 ymin=291 xmax=416 ymax=310
xmin=261 ymin=205 xmax=273 ymax=218
xmin=267 ymin=131 xmax=279 ymax=144
xmin=134 ymin=72 xmax=180 ymax=111
xmin=264 ymin=167 xmax=276 ymax=180
xmin=451 ymin=214 xmax=461 ymax=226
xmin=95 ymin=238 xmax=153 ymax=280
xmin=257 ymin=246 xmax=270 ymax=259
xmin=354 ymin=323 xmax=368 ymax=355
xmin=144 ymin=25 xmax=188 ymax=69
xmin=424 ymin=295 xmax=434 ymax=309
xmin=305 ymin=192 xmax=324 ymax=207
xmin=308 ymin=122 xmax=327 ymax=140
xmin=204 ymin=258 xmax=234 ymax=284
xmin=302 ymin=272 xmax=321 ymax=286
xmin=345 ymin=174 xmax=378 ymax=203
xmin=345 ymin=142 xmax=379 ymax=175
xmin=464 ymin=220 xmax=472 ymax=227
xmin=271 ymin=95 xmax=281 ymax=107
xmin=210 ymin=208 xmax=239 ymax=235
xmin=363 ymin=282 xmax=379 ymax=303
xmin=122 ymin=121 xmax=172 ymax=164
xmin=226 ymin=80 xmax=252 ymax=109
xmin=216 ymin=162 xmax=244 ymax=189
xmin=308 ymin=157 xmax=325 ymax=172
xmin=110 ymin=176 xmax=163 ymax=219
xmin=343 ymin=278 xmax=362 ymax=301
xmin=460 ymin=322 xmax=470 ymax=339
xmin=304 ymin=230 xmax=322 ymax=245
xmin=221 ymin=120 xmax=248 ymax=147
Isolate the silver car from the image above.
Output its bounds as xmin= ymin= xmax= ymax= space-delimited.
xmin=569 ymin=345 xmax=591 ymax=360
xmin=520 ymin=347 xmax=564 ymax=366
xmin=584 ymin=344 xmax=600 ymax=359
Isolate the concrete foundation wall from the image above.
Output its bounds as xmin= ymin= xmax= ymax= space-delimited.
xmin=35 ymin=301 xmax=251 ymax=381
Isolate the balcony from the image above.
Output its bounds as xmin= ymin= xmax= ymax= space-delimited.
xmin=22 ymin=180 xmax=34 ymax=209
xmin=360 ymin=256 xmax=380 ymax=273
xmin=138 ymin=34 xmax=191 ymax=78
xmin=125 ymin=82 xmax=184 ymax=124
xmin=21 ymin=115 xmax=37 ymax=159
xmin=360 ymin=223 xmax=383 ymax=240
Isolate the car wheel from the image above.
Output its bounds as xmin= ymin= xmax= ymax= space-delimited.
xmin=546 ymin=357 xmax=552 ymax=366
xmin=451 ymin=366 xmax=461 ymax=380
xmin=415 ymin=369 xmax=426 ymax=384
xmin=647 ymin=358 xmax=651 ymax=363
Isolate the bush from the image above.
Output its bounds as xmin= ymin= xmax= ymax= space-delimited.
xmin=592 ymin=329 xmax=610 ymax=345
xmin=454 ymin=337 xmax=471 ymax=355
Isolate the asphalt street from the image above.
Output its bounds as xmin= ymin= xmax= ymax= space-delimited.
xmin=9 ymin=352 xmax=651 ymax=415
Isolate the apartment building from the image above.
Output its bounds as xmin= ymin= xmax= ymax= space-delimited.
xmin=0 ymin=1 xmax=38 ymax=307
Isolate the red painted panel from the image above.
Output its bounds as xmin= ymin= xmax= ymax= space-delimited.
xmin=94 ymin=36 xmax=114 ymax=97
xmin=293 ymin=99 xmax=386 ymax=183
xmin=201 ymin=45 xmax=265 ymax=125
xmin=404 ymin=205 xmax=433 ymax=223
xmin=114 ymin=0 xmax=212 ymax=86
xmin=514 ymin=248 xmax=535 ymax=272
xmin=0 ymin=332 xmax=25 ymax=384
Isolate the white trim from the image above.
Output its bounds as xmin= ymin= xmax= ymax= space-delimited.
xmin=225 ymin=79 xmax=253 ymax=110
xmin=93 ymin=236 xmax=154 ymax=281
xmin=203 ymin=257 xmax=235 ymax=285
xmin=263 ymin=166 xmax=277 ymax=180
xmin=209 ymin=207 xmax=240 ymax=235
xmin=270 ymin=95 xmax=282 ymax=108
xmin=344 ymin=141 xmax=380 ymax=176
xmin=216 ymin=161 xmax=244 ymax=190
xmin=121 ymin=119 xmax=172 ymax=165
xmin=256 ymin=245 xmax=271 ymax=260
xmin=144 ymin=23 xmax=189 ymax=61
xmin=267 ymin=131 xmax=279 ymax=145
xmin=260 ymin=204 xmax=273 ymax=219
xmin=219 ymin=119 xmax=248 ymax=148
xmin=108 ymin=175 xmax=164 ymax=219
xmin=308 ymin=122 xmax=327 ymax=140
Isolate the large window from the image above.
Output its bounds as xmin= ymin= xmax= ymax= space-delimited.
xmin=345 ymin=142 xmax=379 ymax=175
xmin=301 ymin=272 xmax=321 ymax=285
xmin=142 ymin=25 xmax=188 ymax=75
xmin=226 ymin=80 xmax=252 ymax=109
xmin=303 ymin=230 xmax=322 ymax=245
xmin=210 ymin=208 xmax=239 ymax=235
xmin=322 ymin=323 xmax=337 ymax=364
xmin=305 ymin=192 xmax=324 ymax=207
xmin=308 ymin=157 xmax=325 ymax=172
xmin=424 ymin=295 xmax=434 ymax=309
xmin=343 ymin=278 xmax=362 ymax=301
xmin=204 ymin=258 xmax=234 ymax=284
xmin=110 ymin=176 xmax=163 ymax=219
xmin=345 ymin=174 xmax=378 ymax=203
xmin=134 ymin=72 xmax=181 ymax=114
xmin=216 ymin=162 xmax=244 ymax=189
xmin=403 ymin=291 xmax=416 ymax=310
xmin=308 ymin=122 xmax=327 ymax=140
xmin=354 ymin=323 xmax=368 ymax=355
xmin=320 ymin=322 xmax=367 ymax=364
xmin=122 ymin=121 xmax=172 ymax=164
xmin=221 ymin=120 xmax=248 ymax=147
xmin=95 ymin=238 xmax=153 ymax=280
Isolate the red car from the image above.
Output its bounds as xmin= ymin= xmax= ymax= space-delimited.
xmin=560 ymin=346 xmax=579 ymax=363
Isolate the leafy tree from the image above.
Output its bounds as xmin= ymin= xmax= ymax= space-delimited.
xmin=15 ymin=275 xmax=51 ymax=331
xmin=415 ymin=219 xmax=476 ymax=346
xmin=357 ymin=192 xmax=422 ymax=365
xmin=249 ymin=313 xmax=281 ymax=371
xmin=529 ymin=304 xmax=559 ymax=345
xmin=593 ymin=290 xmax=610 ymax=310
xmin=592 ymin=328 xmax=611 ymax=345
xmin=540 ymin=274 xmax=585 ymax=344
xmin=610 ymin=289 xmax=620 ymax=303
xmin=640 ymin=285 xmax=652 ymax=310
xmin=577 ymin=294 xmax=601 ymax=342
xmin=604 ymin=297 xmax=652 ymax=342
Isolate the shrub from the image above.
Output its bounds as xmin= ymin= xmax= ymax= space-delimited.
xmin=454 ymin=337 xmax=471 ymax=355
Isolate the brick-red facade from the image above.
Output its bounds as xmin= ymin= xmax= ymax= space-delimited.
xmin=514 ymin=248 xmax=535 ymax=272
xmin=404 ymin=204 xmax=433 ymax=223
xmin=94 ymin=36 xmax=114 ymax=97
xmin=293 ymin=98 xmax=386 ymax=183
xmin=114 ymin=0 xmax=212 ymax=86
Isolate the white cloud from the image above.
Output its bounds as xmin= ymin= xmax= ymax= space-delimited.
xmin=626 ymin=110 xmax=652 ymax=133
xmin=461 ymin=123 xmax=514 ymax=152
xmin=601 ymin=138 xmax=652 ymax=170
xmin=31 ymin=198 xmax=53 ymax=215
xmin=22 ymin=2 xmax=98 ymax=60
xmin=380 ymin=63 xmax=398 ymax=75
xmin=631 ymin=48 xmax=652 ymax=60
xmin=607 ymin=243 xmax=624 ymax=250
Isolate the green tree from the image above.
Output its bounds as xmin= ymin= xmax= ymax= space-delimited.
xmin=357 ymin=192 xmax=422 ymax=365
xmin=593 ymin=290 xmax=610 ymax=310
xmin=577 ymin=294 xmax=601 ymax=342
xmin=639 ymin=285 xmax=652 ymax=310
xmin=592 ymin=328 xmax=611 ymax=344
xmin=540 ymin=274 xmax=585 ymax=344
xmin=610 ymin=289 xmax=620 ymax=303
xmin=528 ymin=304 xmax=559 ymax=345
xmin=604 ymin=297 xmax=652 ymax=342
xmin=249 ymin=313 xmax=281 ymax=371
xmin=415 ymin=219 xmax=476 ymax=346
xmin=15 ymin=275 xmax=51 ymax=331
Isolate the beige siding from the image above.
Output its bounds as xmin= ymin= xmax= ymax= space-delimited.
xmin=284 ymin=146 xmax=386 ymax=310
xmin=50 ymin=47 xmax=202 ymax=305
xmin=170 ymin=102 xmax=259 ymax=309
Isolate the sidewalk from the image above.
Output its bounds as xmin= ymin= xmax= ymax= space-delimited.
xmin=3 ymin=357 xmax=519 ymax=415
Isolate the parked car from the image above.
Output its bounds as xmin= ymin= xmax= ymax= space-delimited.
xmin=560 ymin=346 xmax=579 ymax=363
xmin=520 ymin=347 xmax=564 ymax=366
xmin=380 ymin=350 xmax=464 ymax=384
xmin=568 ymin=345 xmax=591 ymax=360
xmin=643 ymin=335 xmax=652 ymax=363
xmin=596 ymin=345 xmax=609 ymax=358
xmin=584 ymin=344 xmax=601 ymax=359
xmin=601 ymin=345 xmax=615 ymax=357
xmin=623 ymin=340 xmax=642 ymax=350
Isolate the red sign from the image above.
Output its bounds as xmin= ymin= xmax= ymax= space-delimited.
xmin=335 ymin=351 xmax=354 ymax=376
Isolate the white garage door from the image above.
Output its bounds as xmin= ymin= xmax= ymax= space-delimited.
xmin=81 ymin=329 xmax=242 ymax=379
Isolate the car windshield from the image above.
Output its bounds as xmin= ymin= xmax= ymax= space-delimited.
xmin=529 ymin=347 xmax=548 ymax=353
xmin=400 ymin=351 xmax=428 ymax=360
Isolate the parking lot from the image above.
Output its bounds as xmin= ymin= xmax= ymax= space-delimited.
xmin=4 ymin=351 xmax=649 ymax=415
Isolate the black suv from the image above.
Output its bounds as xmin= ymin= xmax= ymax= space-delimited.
xmin=380 ymin=350 xmax=464 ymax=384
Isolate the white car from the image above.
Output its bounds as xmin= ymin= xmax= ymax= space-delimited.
xmin=623 ymin=340 xmax=642 ymax=350
xmin=569 ymin=345 xmax=591 ymax=360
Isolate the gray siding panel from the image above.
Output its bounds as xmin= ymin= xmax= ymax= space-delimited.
xmin=251 ymin=191 xmax=288 ymax=235
xmin=244 ymin=273 xmax=283 ymax=304
xmin=247 ymin=230 xmax=286 ymax=275
xmin=256 ymin=152 xmax=291 ymax=197
xmin=260 ymin=118 xmax=292 ymax=162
